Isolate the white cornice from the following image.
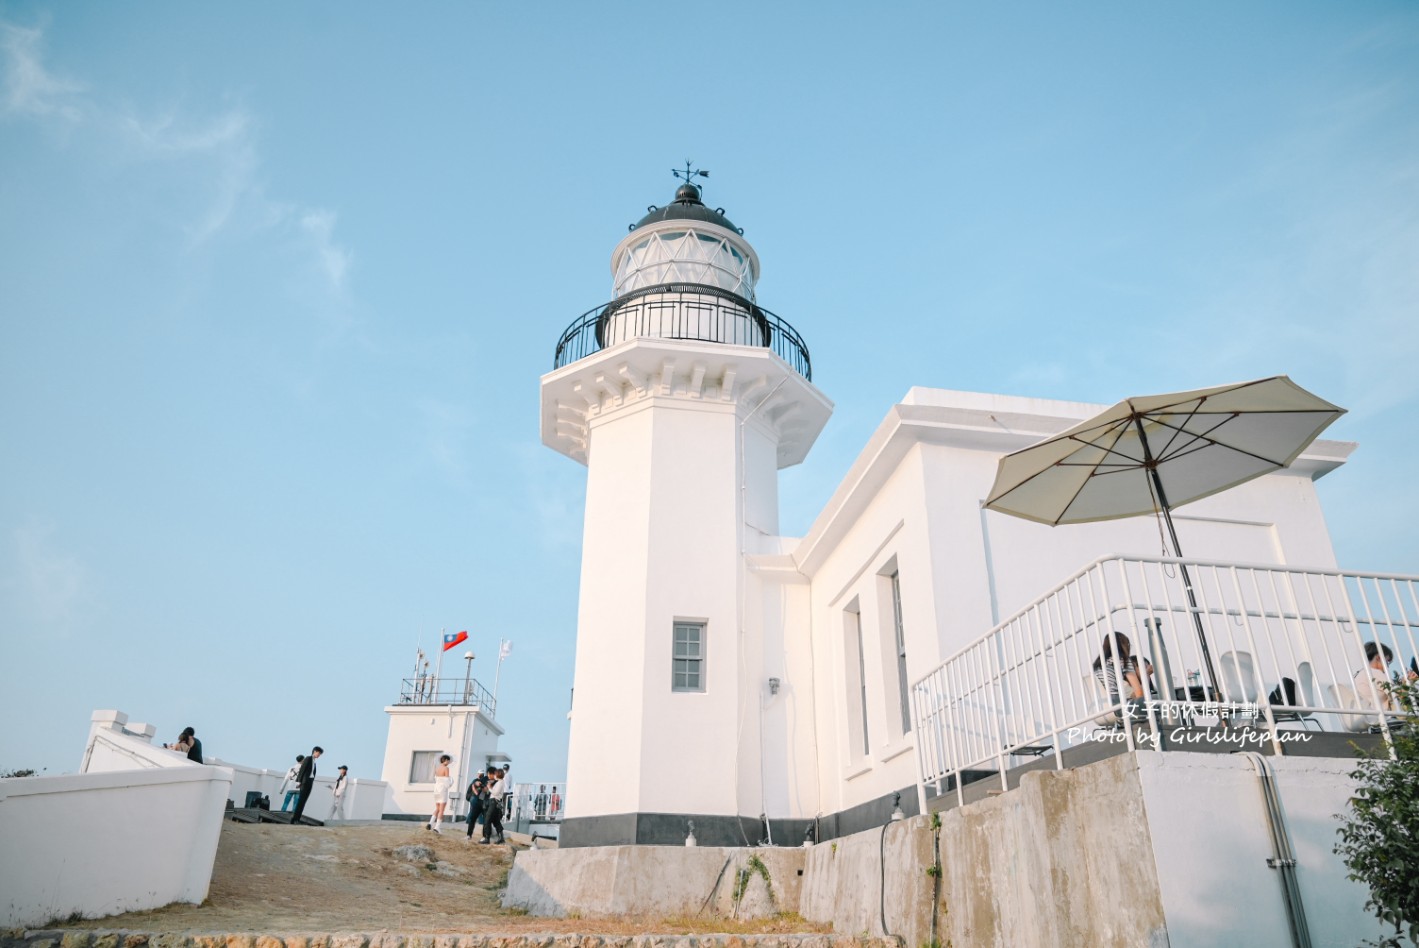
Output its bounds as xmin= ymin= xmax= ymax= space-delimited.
xmin=791 ymin=390 xmax=1356 ymax=577
xmin=540 ymin=338 xmax=832 ymax=468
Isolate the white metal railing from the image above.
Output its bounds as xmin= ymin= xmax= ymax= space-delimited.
xmin=912 ymin=556 xmax=1419 ymax=805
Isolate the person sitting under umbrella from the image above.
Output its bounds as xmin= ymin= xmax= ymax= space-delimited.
xmin=1354 ymin=642 xmax=1399 ymax=711
xmin=1093 ymin=632 xmax=1156 ymax=714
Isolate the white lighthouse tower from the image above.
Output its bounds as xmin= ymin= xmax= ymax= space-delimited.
xmin=541 ymin=173 xmax=832 ymax=846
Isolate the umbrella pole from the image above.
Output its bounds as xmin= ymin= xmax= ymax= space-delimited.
xmin=1133 ymin=417 xmax=1221 ymax=697
xmin=1147 ymin=465 xmax=1222 ymax=698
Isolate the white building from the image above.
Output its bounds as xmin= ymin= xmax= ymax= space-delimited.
xmin=541 ymin=177 xmax=1396 ymax=855
xmin=380 ymin=660 xmax=507 ymax=819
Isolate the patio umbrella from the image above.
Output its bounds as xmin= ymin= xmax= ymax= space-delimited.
xmin=984 ymin=375 xmax=1345 ymax=693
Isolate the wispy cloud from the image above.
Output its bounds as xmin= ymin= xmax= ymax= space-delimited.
xmin=300 ymin=209 xmax=352 ymax=293
xmin=0 ymin=21 xmax=83 ymax=120
xmin=119 ymin=108 xmax=259 ymax=241
xmin=0 ymin=19 xmax=353 ymax=298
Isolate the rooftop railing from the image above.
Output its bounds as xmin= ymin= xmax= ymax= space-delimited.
xmin=912 ymin=556 xmax=1419 ymax=807
xmin=398 ymin=676 xmax=496 ymax=717
xmin=552 ymin=282 xmax=812 ymax=381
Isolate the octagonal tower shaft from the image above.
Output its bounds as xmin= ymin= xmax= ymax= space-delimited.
xmin=543 ymin=340 xmax=830 ymax=845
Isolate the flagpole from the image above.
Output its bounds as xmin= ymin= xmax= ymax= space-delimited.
xmin=493 ymin=639 xmax=509 ymax=705
xmin=434 ymin=628 xmax=446 ymax=703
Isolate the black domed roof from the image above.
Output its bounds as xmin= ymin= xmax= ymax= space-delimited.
xmin=633 ymin=183 xmax=741 ymax=234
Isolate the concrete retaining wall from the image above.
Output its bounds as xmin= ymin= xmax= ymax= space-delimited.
xmin=504 ymin=750 xmax=1386 ymax=946
xmin=799 ymin=819 xmax=932 ymax=945
xmin=803 ymin=751 xmax=1385 ymax=947
xmin=504 ymin=846 xmax=806 ymax=919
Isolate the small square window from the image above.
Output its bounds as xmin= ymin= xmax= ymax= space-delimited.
xmin=409 ymin=750 xmax=441 ymax=784
xmin=672 ymin=622 xmax=705 ymax=692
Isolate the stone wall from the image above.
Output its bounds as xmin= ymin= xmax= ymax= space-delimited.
xmin=0 ymin=934 xmax=896 ymax=948
xmin=504 ymin=846 xmax=806 ymax=919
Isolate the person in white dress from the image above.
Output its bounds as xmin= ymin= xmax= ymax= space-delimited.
xmin=429 ymin=755 xmax=452 ymax=833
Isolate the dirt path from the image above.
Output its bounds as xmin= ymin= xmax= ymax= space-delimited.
xmin=64 ymin=821 xmax=827 ymax=936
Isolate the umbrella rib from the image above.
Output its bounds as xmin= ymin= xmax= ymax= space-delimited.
xmin=988 ymin=420 xmax=1132 ymax=524
xmin=1147 ymin=410 xmax=1330 ymax=467
xmin=1064 ymin=427 xmax=1146 ymax=466
xmin=1150 ymin=398 xmax=1208 ymax=461
xmin=1053 ymin=420 xmax=1133 ymax=524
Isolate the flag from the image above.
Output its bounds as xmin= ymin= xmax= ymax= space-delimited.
xmin=442 ymin=630 xmax=469 ymax=652
xmin=499 ymin=639 xmax=512 ymax=660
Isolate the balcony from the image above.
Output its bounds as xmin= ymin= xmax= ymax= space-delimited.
xmin=911 ymin=556 xmax=1419 ymax=807
xmin=398 ymin=675 xmax=497 ymax=717
xmin=553 ymin=282 xmax=812 ymax=381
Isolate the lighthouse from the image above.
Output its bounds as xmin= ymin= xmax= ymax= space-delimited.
xmin=541 ymin=172 xmax=832 ymax=846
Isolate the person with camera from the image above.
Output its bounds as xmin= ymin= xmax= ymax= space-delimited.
xmin=464 ymin=769 xmax=488 ymax=841
xmin=479 ymin=765 xmax=507 ymax=844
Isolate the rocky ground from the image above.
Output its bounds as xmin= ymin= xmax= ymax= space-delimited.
xmin=55 ymin=821 xmax=830 ymax=937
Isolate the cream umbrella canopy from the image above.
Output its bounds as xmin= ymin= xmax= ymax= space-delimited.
xmin=985 ymin=375 xmax=1345 ymax=692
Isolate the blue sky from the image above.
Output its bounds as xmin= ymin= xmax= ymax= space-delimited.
xmin=2 ymin=2 xmax=1417 ymax=784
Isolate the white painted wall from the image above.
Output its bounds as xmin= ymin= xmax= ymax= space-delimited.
xmin=782 ymin=389 xmax=1350 ymax=821
xmin=0 ymin=711 xmax=233 ymax=928
xmin=1137 ymin=752 xmax=1380 ymax=947
xmin=380 ymin=703 xmax=502 ymax=817
xmin=212 ymin=757 xmax=386 ymax=821
xmin=547 ymin=338 xmax=831 ymax=826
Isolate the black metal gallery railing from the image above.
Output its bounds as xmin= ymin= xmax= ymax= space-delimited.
xmin=552 ymin=283 xmax=812 ymax=381
xmin=398 ymin=676 xmax=496 ymax=716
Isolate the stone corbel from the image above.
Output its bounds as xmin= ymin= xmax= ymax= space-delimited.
xmin=617 ymin=363 xmax=649 ymax=399
xmin=718 ymin=365 xmax=738 ymax=402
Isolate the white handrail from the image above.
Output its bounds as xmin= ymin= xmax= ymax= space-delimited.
xmin=912 ymin=557 xmax=1419 ymax=801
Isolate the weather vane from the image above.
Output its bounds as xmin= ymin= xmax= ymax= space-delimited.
xmin=672 ymin=160 xmax=709 ymax=193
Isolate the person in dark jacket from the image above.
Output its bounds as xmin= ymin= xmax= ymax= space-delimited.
xmin=185 ymin=728 xmax=203 ymax=764
xmin=464 ymin=770 xmax=488 ymax=840
xmin=165 ymin=727 xmax=203 ymax=763
xmin=289 ymin=746 xmax=322 ymax=824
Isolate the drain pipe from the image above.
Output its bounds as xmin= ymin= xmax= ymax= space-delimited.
xmin=1243 ymin=753 xmax=1312 ymax=948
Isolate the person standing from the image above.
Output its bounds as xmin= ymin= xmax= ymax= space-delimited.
xmin=326 ymin=765 xmax=349 ymax=822
xmin=534 ymin=785 xmax=548 ymax=820
xmin=480 ymin=767 xmax=506 ymax=844
xmin=464 ymin=770 xmax=488 ymax=841
xmin=549 ymin=786 xmax=561 ymax=821
xmin=289 ymin=746 xmax=322 ymax=824
xmin=185 ymin=727 xmax=204 ymax=764
xmin=278 ymin=755 xmax=305 ymax=812
xmin=428 ymin=754 xmax=452 ymax=834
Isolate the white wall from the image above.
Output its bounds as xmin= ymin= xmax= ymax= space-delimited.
xmin=1 ymin=713 xmax=233 ymax=928
xmin=1138 ymin=752 xmax=1380 ymax=946
xmin=210 ymin=757 xmax=387 ymax=821
xmin=381 ymin=703 xmax=501 ymax=817
xmin=795 ymin=450 xmax=931 ymax=819
xmin=784 ymin=389 xmax=1350 ymax=822
xmin=552 ymin=339 xmax=831 ymax=826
